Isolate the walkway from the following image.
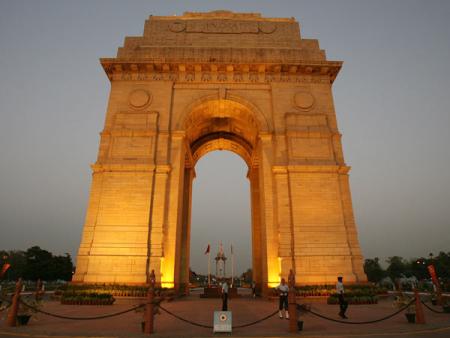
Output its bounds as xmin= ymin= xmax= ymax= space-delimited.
xmin=1 ymin=294 xmax=449 ymax=338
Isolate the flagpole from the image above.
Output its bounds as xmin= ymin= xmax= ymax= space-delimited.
xmin=208 ymin=250 xmax=211 ymax=286
xmin=231 ymin=244 xmax=234 ymax=288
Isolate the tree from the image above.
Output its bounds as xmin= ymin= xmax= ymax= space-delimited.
xmin=0 ymin=246 xmax=73 ymax=281
xmin=386 ymin=256 xmax=409 ymax=280
xmin=364 ymin=257 xmax=386 ymax=283
xmin=49 ymin=254 xmax=73 ymax=280
xmin=0 ymin=250 xmax=26 ymax=281
xmin=24 ymin=246 xmax=53 ymax=280
xmin=409 ymin=257 xmax=428 ymax=280
xmin=241 ymin=268 xmax=252 ymax=284
xmin=433 ymin=251 xmax=450 ymax=279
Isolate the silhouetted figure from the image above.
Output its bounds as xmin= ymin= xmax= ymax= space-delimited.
xmin=221 ymin=279 xmax=229 ymax=311
xmin=337 ymin=276 xmax=348 ymax=319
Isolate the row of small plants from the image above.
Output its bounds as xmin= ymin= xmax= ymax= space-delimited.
xmin=0 ymin=281 xmax=67 ymax=293
xmin=327 ymin=293 xmax=378 ymax=305
xmin=269 ymin=284 xmax=385 ymax=305
xmin=61 ymin=291 xmax=115 ymax=305
xmin=294 ymin=284 xmax=388 ymax=297
xmin=57 ymin=284 xmax=152 ymax=298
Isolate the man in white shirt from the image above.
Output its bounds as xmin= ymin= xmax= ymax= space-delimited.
xmin=276 ymin=278 xmax=289 ymax=319
xmin=336 ymin=276 xmax=348 ymax=319
xmin=221 ymin=279 xmax=229 ymax=311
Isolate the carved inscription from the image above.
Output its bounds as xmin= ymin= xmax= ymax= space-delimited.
xmin=169 ymin=20 xmax=276 ymax=34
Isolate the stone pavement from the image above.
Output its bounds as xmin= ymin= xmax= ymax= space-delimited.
xmin=1 ymin=293 xmax=449 ymax=338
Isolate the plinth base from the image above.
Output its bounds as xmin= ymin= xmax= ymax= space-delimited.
xmin=200 ymin=286 xmax=239 ymax=298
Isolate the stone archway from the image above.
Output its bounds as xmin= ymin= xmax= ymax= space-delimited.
xmin=176 ymin=98 xmax=269 ymax=293
xmin=73 ymin=11 xmax=367 ymax=291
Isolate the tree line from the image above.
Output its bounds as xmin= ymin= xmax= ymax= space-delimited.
xmin=364 ymin=251 xmax=450 ymax=284
xmin=0 ymin=246 xmax=73 ymax=281
xmin=2 ymin=246 xmax=448 ymax=285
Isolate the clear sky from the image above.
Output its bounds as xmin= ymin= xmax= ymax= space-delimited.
xmin=0 ymin=0 xmax=449 ymax=276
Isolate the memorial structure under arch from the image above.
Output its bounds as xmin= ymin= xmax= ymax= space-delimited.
xmin=73 ymin=11 xmax=367 ymax=292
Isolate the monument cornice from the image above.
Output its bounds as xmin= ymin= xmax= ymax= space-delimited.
xmin=287 ymin=165 xmax=351 ymax=174
xmin=91 ymin=163 xmax=157 ymax=172
xmin=156 ymin=11 xmax=295 ymax=23
xmin=100 ymin=58 xmax=342 ymax=84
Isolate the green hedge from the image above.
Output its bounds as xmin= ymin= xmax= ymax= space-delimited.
xmin=61 ymin=291 xmax=115 ymax=305
xmin=58 ymin=284 xmax=161 ymax=298
xmin=293 ymin=284 xmax=387 ymax=297
xmin=327 ymin=294 xmax=378 ymax=305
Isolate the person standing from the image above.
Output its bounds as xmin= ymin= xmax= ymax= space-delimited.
xmin=276 ymin=278 xmax=289 ymax=319
xmin=251 ymin=281 xmax=256 ymax=298
xmin=221 ymin=279 xmax=229 ymax=311
xmin=336 ymin=276 xmax=348 ymax=319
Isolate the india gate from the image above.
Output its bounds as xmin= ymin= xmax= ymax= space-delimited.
xmin=73 ymin=10 xmax=367 ymax=292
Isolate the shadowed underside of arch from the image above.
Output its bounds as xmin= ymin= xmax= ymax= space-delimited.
xmin=174 ymin=98 xmax=266 ymax=290
xmin=183 ymin=98 xmax=261 ymax=168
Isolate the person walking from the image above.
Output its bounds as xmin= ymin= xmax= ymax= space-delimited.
xmin=251 ymin=281 xmax=256 ymax=298
xmin=336 ymin=276 xmax=348 ymax=319
xmin=276 ymin=278 xmax=289 ymax=319
xmin=221 ymin=279 xmax=229 ymax=311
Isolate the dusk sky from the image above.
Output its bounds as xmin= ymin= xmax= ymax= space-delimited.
xmin=1 ymin=0 xmax=449 ymax=275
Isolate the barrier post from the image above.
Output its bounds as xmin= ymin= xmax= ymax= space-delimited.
xmin=35 ymin=278 xmax=43 ymax=301
xmin=414 ymin=288 xmax=426 ymax=324
xmin=144 ymin=269 xmax=156 ymax=334
xmin=288 ymin=269 xmax=298 ymax=332
xmin=6 ymin=278 xmax=23 ymax=327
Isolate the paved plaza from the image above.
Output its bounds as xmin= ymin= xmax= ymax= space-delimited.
xmin=1 ymin=292 xmax=449 ymax=338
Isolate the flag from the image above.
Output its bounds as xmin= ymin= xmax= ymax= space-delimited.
xmin=428 ymin=265 xmax=439 ymax=286
xmin=0 ymin=263 xmax=11 ymax=278
xmin=204 ymin=244 xmax=210 ymax=255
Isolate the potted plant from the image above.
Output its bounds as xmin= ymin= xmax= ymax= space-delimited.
xmin=393 ymin=295 xmax=415 ymax=323
xmin=443 ymin=300 xmax=450 ymax=313
xmin=430 ymin=290 xmax=438 ymax=306
xmin=17 ymin=298 xmax=41 ymax=326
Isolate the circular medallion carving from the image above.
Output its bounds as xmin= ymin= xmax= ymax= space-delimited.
xmin=169 ymin=21 xmax=186 ymax=33
xmin=294 ymin=92 xmax=315 ymax=110
xmin=129 ymin=89 xmax=151 ymax=108
xmin=258 ymin=22 xmax=276 ymax=34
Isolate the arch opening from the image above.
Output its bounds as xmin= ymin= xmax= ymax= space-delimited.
xmin=184 ymin=98 xmax=260 ymax=167
xmin=189 ymin=150 xmax=252 ymax=284
xmin=175 ymin=98 xmax=265 ymax=293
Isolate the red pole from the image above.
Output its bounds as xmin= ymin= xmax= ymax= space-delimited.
xmin=6 ymin=278 xmax=23 ymax=327
xmin=35 ymin=278 xmax=43 ymax=301
xmin=427 ymin=264 xmax=443 ymax=305
xmin=288 ymin=269 xmax=297 ymax=332
xmin=414 ymin=288 xmax=426 ymax=324
xmin=144 ymin=270 xmax=155 ymax=334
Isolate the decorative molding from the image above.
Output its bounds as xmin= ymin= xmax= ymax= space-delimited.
xmin=91 ymin=163 xmax=157 ymax=173
xmin=101 ymin=60 xmax=341 ymax=84
xmin=287 ymin=165 xmax=351 ymax=173
xmin=272 ymin=166 xmax=288 ymax=175
xmin=101 ymin=130 xmax=157 ymax=137
xmin=155 ymin=164 xmax=172 ymax=174
xmin=294 ymin=91 xmax=315 ymax=111
xmin=129 ymin=89 xmax=152 ymax=109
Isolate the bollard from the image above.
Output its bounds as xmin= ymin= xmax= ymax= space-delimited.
xmin=414 ymin=288 xmax=426 ymax=324
xmin=144 ymin=270 xmax=156 ymax=334
xmin=6 ymin=278 xmax=23 ymax=327
xmin=288 ymin=269 xmax=298 ymax=333
xmin=35 ymin=278 xmax=43 ymax=301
